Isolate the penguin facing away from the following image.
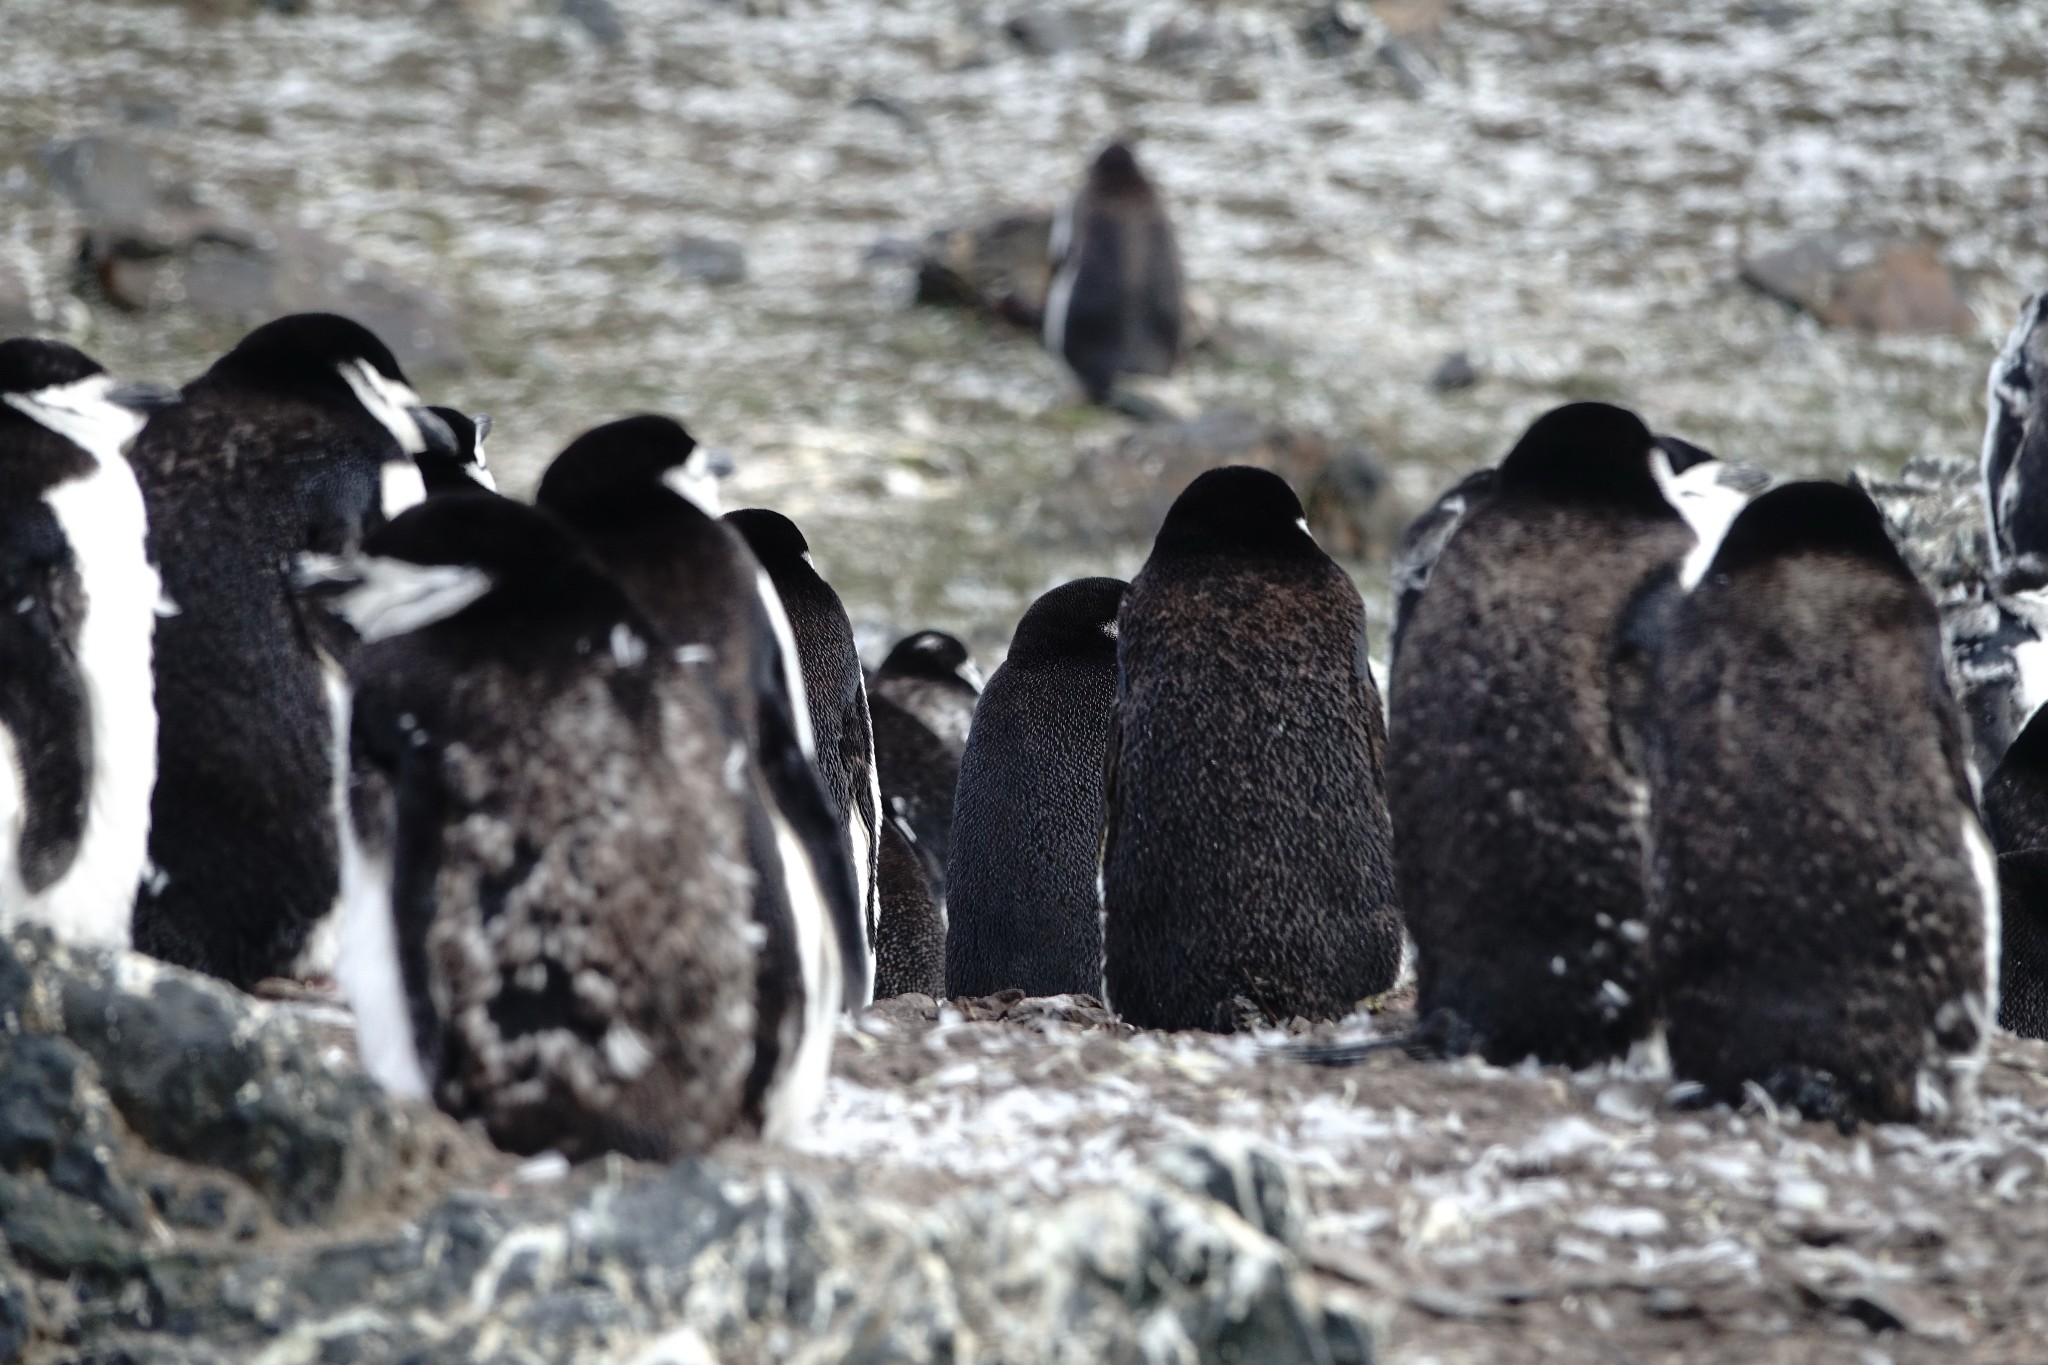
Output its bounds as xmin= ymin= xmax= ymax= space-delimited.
xmin=303 ymin=494 xmax=768 ymax=1158
xmin=724 ymin=508 xmax=882 ymax=962
xmin=419 ymin=406 xmax=497 ymax=494
xmin=1996 ymin=850 xmax=2048 ymax=1039
xmin=1044 ymin=142 xmax=1184 ymax=406
xmin=1388 ymin=466 xmax=1496 ymax=677
xmin=948 ymin=576 xmax=1125 ymax=1001
xmin=128 ymin=313 xmax=457 ymax=988
xmin=1982 ymin=291 xmax=2048 ymax=576
xmin=1648 ymin=481 xmax=1994 ymax=1125
xmin=1102 ymin=468 xmax=1402 ymax=1031
xmin=870 ymin=630 xmax=981 ymax=759
xmin=534 ymin=417 xmax=866 ymax=1133
xmin=1387 ymin=402 xmax=1693 ymax=1068
xmin=0 ymin=338 xmax=171 ymax=947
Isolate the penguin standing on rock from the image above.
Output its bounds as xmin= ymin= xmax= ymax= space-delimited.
xmin=1101 ymin=468 xmax=1401 ymax=1031
xmin=302 ymin=496 xmax=770 ymax=1159
xmin=128 ymin=313 xmax=456 ymax=988
xmin=724 ymin=508 xmax=882 ymax=958
xmin=535 ymin=418 xmax=866 ymax=1133
xmin=948 ymin=577 xmax=1125 ymax=1000
xmin=1387 ymin=403 xmax=1692 ymax=1067
xmin=1044 ymin=142 xmax=1184 ymax=407
xmin=0 ymin=338 xmax=171 ymax=947
xmin=871 ymin=630 xmax=981 ymax=759
xmin=1649 ymin=481 xmax=1995 ymax=1125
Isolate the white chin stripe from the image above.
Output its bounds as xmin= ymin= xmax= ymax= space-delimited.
xmin=660 ymin=457 xmax=722 ymax=516
xmin=325 ymin=556 xmax=492 ymax=642
xmin=338 ymin=359 xmax=430 ymax=457
xmin=381 ymin=460 xmax=428 ymax=520
xmin=1653 ymin=451 xmax=1754 ymax=591
xmin=5 ymin=376 xmax=147 ymax=463
xmin=465 ymin=463 xmax=499 ymax=493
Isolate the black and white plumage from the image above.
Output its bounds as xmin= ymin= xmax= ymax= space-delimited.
xmin=1649 ymin=481 xmax=1995 ymax=1125
xmin=534 ymin=417 xmax=865 ymax=1134
xmin=1043 ymin=142 xmax=1183 ymax=406
xmin=1387 ymin=403 xmax=1693 ymax=1068
xmin=1102 ymin=468 xmax=1402 ymax=1031
xmin=305 ymin=495 xmax=766 ymax=1158
xmin=724 ymin=508 xmax=882 ymax=967
xmin=867 ymin=688 xmax=956 ymax=946
xmin=947 ymin=577 xmax=1124 ymax=1001
xmin=127 ymin=313 xmax=456 ymax=988
xmin=1982 ymin=291 xmax=2048 ymax=576
xmin=870 ymin=630 xmax=981 ymax=760
xmin=0 ymin=339 xmax=170 ymax=948
xmin=418 ymin=406 xmax=496 ymax=495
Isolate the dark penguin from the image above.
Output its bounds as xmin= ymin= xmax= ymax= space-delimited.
xmin=948 ymin=577 xmax=1125 ymax=1000
xmin=867 ymin=687 xmax=955 ymax=910
xmin=1043 ymin=142 xmax=1184 ymax=406
xmin=1102 ymin=468 xmax=1401 ymax=1030
xmin=1982 ymin=291 xmax=2048 ymax=576
xmin=533 ymin=417 xmax=866 ymax=1132
xmin=1649 ymin=481 xmax=1995 ymax=1124
xmin=0 ymin=339 xmax=171 ymax=947
xmin=303 ymin=495 xmax=774 ymax=1158
xmin=1388 ymin=466 xmax=1495 ymax=676
xmin=1984 ymin=701 xmax=2048 ymax=854
xmin=128 ymin=313 xmax=456 ymax=988
xmin=724 ymin=508 xmax=882 ymax=959
xmin=1387 ymin=403 xmax=1693 ymax=1067
xmin=873 ymin=816 xmax=945 ymax=999
xmin=1997 ymin=851 xmax=2048 ymax=1039
xmin=418 ymin=407 xmax=496 ymax=494
xmin=870 ymin=630 xmax=981 ymax=759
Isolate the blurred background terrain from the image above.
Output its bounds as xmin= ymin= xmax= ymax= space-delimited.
xmin=4 ymin=0 xmax=2044 ymax=658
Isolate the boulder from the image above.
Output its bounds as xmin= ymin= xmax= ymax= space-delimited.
xmin=666 ymin=235 xmax=747 ymax=285
xmin=915 ymin=208 xmax=1055 ymax=329
xmin=1741 ymin=232 xmax=1976 ymax=335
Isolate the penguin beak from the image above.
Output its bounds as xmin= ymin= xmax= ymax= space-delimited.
xmin=104 ymin=380 xmax=181 ymax=414
xmin=409 ymin=406 xmax=460 ymax=456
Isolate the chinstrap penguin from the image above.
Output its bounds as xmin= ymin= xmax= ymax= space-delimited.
xmin=418 ymin=406 xmax=497 ymax=494
xmin=1101 ymin=467 xmax=1402 ymax=1031
xmin=1387 ymin=402 xmax=1692 ymax=1067
xmin=127 ymin=312 xmax=456 ymax=988
xmin=870 ymin=629 xmax=981 ymax=759
xmin=0 ymin=338 xmax=172 ymax=948
xmin=947 ymin=577 xmax=1125 ymax=1001
xmin=1648 ymin=480 xmax=1994 ymax=1126
xmin=1043 ymin=142 xmax=1184 ymax=407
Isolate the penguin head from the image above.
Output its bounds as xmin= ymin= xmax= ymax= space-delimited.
xmin=203 ymin=313 xmax=457 ymax=468
xmin=1704 ymin=480 xmax=1917 ymax=586
xmin=876 ymin=630 xmax=982 ymax=692
xmin=417 ymin=406 xmax=497 ymax=495
xmin=534 ymin=414 xmax=728 ymax=520
xmin=1009 ymin=577 xmax=1128 ymax=663
xmin=1496 ymin=402 xmax=1676 ymax=518
xmin=1088 ymin=142 xmax=1154 ymax=198
xmin=1653 ymin=433 xmax=1717 ymax=474
xmin=723 ymin=507 xmax=812 ymax=571
xmin=0 ymin=338 xmax=175 ymax=464
xmin=1151 ymin=465 xmax=1318 ymax=560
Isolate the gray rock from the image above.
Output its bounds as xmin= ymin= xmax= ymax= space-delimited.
xmin=1428 ymin=348 xmax=1479 ymax=391
xmin=1742 ymin=231 xmax=1976 ymax=335
xmin=666 ymin=235 xmax=747 ymax=285
xmin=915 ymin=208 xmax=1054 ymax=328
xmin=560 ymin=0 xmax=625 ymax=47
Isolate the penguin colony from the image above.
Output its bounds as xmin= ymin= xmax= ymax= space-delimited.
xmin=3 ymin=142 xmax=2048 ymax=1158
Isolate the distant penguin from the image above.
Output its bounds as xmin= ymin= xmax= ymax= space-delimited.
xmin=0 ymin=339 xmax=171 ymax=948
xmin=1043 ymin=142 xmax=1184 ymax=406
xmin=870 ymin=630 xmax=981 ymax=759
xmin=867 ymin=688 xmax=957 ymax=902
xmin=1997 ymin=851 xmax=2048 ymax=1039
xmin=1388 ymin=466 xmax=1495 ymax=676
xmin=724 ymin=508 xmax=882 ymax=956
xmin=1649 ymin=481 xmax=1994 ymax=1124
xmin=1103 ymin=468 xmax=1401 ymax=1030
xmin=303 ymin=495 xmax=774 ymax=1158
xmin=127 ymin=313 xmax=457 ymax=988
xmin=873 ymin=816 xmax=945 ymax=999
xmin=534 ymin=417 xmax=867 ymax=1132
xmin=1387 ymin=403 xmax=1693 ymax=1067
xmin=1982 ymin=291 xmax=2048 ymax=575
xmin=418 ymin=406 xmax=496 ymax=494
xmin=948 ymin=576 xmax=1124 ymax=1000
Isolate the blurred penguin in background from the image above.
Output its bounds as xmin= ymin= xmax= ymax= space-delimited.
xmin=1044 ymin=142 xmax=1184 ymax=407
xmin=870 ymin=630 xmax=980 ymax=759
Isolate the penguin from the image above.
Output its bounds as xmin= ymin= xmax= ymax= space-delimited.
xmin=1981 ymin=291 xmax=2048 ymax=576
xmin=1996 ymin=851 xmax=2048 ymax=1039
xmin=947 ymin=576 xmax=1125 ymax=1000
xmin=1388 ymin=466 xmax=1495 ymax=677
xmin=873 ymin=816 xmax=945 ymax=1000
xmin=1648 ymin=481 xmax=1995 ymax=1125
xmin=127 ymin=313 xmax=457 ymax=988
xmin=418 ymin=406 xmax=497 ymax=494
xmin=1983 ymin=700 xmax=2048 ymax=854
xmin=870 ymin=629 xmax=981 ymax=759
xmin=301 ymin=494 xmax=774 ymax=1158
xmin=1386 ymin=403 xmax=1693 ymax=1068
xmin=0 ymin=338 xmax=172 ymax=948
xmin=1102 ymin=468 xmax=1402 ymax=1031
xmin=867 ymin=687 xmax=956 ymax=903
xmin=533 ymin=417 xmax=867 ymax=1134
xmin=723 ymin=508 xmax=882 ymax=958
xmin=1043 ymin=142 xmax=1184 ymax=406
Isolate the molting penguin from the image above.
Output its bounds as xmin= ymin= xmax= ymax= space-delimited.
xmin=0 ymin=338 xmax=170 ymax=947
xmin=948 ymin=577 xmax=1124 ymax=1000
xmin=1649 ymin=481 xmax=1994 ymax=1124
xmin=1043 ymin=142 xmax=1184 ymax=406
xmin=534 ymin=417 xmax=865 ymax=1133
xmin=1982 ymin=291 xmax=2048 ymax=576
xmin=128 ymin=313 xmax=456 ymax=988
xmin=418 ymin=407 xmax=496 ymax=494
xmin=723 ymin=508 xmax=882 ymax=960
xmin=870 ymin=630 xmax=981 ymax=759
xmin=302 ymin=495 xmax=766 ymax=1158
xmin=1102 ymin=468 xmax=1401 ymax=1030
xmin=1387 ymin=403 xmax=1692 ymax=1067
